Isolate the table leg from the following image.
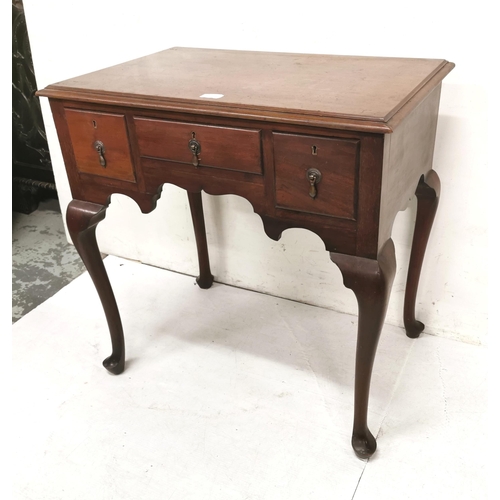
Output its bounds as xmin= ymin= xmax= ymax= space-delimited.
xmin=404 ymin=170 xmax=441 ymax=338
xmin=330 ymin=239 xmax=396 ymax=459
xmin=66 ymin=200 xmax=125 ymax=375
xmin=187 ymin=191 xmax=214 ymax=289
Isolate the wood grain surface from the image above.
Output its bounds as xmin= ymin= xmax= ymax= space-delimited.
xmin=38 ymin=48 xmax=454 ymax=132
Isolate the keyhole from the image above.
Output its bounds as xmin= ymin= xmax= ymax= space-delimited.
xmin=92 ymin=120 xmax=97 ymax=129
xmin=311 ymin=145 xmax=317 ymax=155
xmin=192 ymin=132 xmax=196 ymax=139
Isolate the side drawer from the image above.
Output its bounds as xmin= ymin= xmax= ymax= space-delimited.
xmin=273 ymin=132 xmax=359 ymax=220
xmin=65 ymin=109 xmax=136 ymax=182
xmin=134 ymin=118 xmax=262 ymax=174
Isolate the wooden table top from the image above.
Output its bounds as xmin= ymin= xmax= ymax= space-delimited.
xmin=38 ymin=47 xmax=454 ymax=132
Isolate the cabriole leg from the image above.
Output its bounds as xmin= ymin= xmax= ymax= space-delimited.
xmin=404 ymin=170 xmax=440 ymax=338
xmin=66 ymin=200 xmax=125 ymax=375
xmin=187 ymin=191 xmax=214 ymax=289
xmin=331 ymin=239 xmax=396 ymax=459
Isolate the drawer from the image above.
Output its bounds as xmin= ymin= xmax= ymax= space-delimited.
xmin=65 ymin=109 xmax=136 ymax=182
xmin=134 ymin=118 xmax=262 ymax=174
xmin=273 ymin=133 xmax=359 ymax=219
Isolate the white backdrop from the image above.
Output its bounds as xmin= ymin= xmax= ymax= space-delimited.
xmin=24 ymin=0 xmax=489 ymax=345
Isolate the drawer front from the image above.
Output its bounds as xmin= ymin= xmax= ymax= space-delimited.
xmin=134 ymin=118 xmax=262 ymax=174
xmin=273 ymin=133 xmax=359 ymax=219
xmin=65 ymin=109 xmax=136 ymax=182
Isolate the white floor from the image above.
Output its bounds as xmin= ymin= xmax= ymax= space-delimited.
xmin=10 ymin=257 xmax=487 ymax=499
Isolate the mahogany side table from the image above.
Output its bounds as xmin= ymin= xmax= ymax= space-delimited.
xmin=38 ymin=48 xmax=454 ymax=458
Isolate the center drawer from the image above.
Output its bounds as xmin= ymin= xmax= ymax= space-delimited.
xmin=134 ymin=118 xmax=263 ymax=174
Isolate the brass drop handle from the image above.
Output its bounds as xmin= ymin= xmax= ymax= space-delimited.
xmin=306 ymin=168 xmax=322 ymax=199
xmin=93 ymin=141 xmax=106 ymax=167
xmin=188 ymin=135 xmax=201 ymax=167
